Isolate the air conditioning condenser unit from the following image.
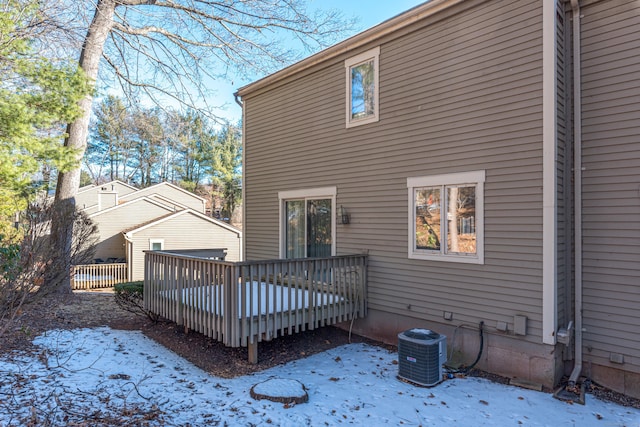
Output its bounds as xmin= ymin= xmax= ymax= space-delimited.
xmin=398 ymin=328 xmax=447 ymax=387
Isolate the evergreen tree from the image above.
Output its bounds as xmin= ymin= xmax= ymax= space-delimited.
xmin=211 ymin=124 xmax=242 ymax=221
xmin=85 ymin=95 xmax=132 ymax=182
xmin=0 ymin=0 xmax=90 ymax=236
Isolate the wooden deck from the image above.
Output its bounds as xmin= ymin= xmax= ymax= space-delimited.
xmin=144 ymin=251 xmax=367 ymax=362
xmin=71 ymin=263 xmax=128 ymax=290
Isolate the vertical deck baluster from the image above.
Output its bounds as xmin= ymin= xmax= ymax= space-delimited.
xmin=210 ymin=262 xmax=216 ymax=339
xmin=311 ymin=258 xmax=317 ymax=330
xmin=251 ymin=264 xmax=258 ymax=345
xmin=165 ymin=255 xmax=171 ymax=322
xmin=329 ymin=257 xmax=336 ymax=324
xmin=197 ymin=260 xmax=203 ymax=334
xmin=293 ymin=260 xmax=300 ymax=333
xmin=205 ymin=261 xmax=211 ymax=337
xmin=196 ymin=260 xmax=202 ymax=334
xmin=279 ymin=261 xmax=285 ymax=337
xmin=216 ymin=263 xmax=222 ymax=341
xmin=324 ymin=257 xmax=331 ymax=326
xmin=161 ymin=255 xmax=167 ymax=320
xmin=240 ymin=265 xmax=247 ymax=347
xmin=268 ymin=262 xmax=276 ymax=339
xmin=150 ymin=254 xmax=156 ymax=313
xmin=299 ymin=259 xmax=305 ymax=332
xmin=224 ymin=264 xmax=234 ymax=347
xmin=308 ymin=258 xmax=315 ymax=330
xmin=287 ymin=260 xmax=293 ymax=334
xmin=142 ymin=254 xmax=367 ymax=357
xmin=260 ymin=262 xmax=267 ymax=340
xmin=218 ymin=262 xmax=224 ymax=340
xmin=337 ymin=256 xmax=342 ymax=319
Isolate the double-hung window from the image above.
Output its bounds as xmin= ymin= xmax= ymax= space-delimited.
xmin=278 ymin=187 xmax=336 ymax=259
xmin=407 ymin=171 xmax=485 ymax=264
xmin=345 ymin=47 xmax=380 ymax=128
xmin=149 ymin=238 xmax=164 ymax=251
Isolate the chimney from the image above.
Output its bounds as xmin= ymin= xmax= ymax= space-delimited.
xmin=97 ymin=188 xmax=118 ymax=211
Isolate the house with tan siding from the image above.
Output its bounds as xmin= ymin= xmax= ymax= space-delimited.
xmin=118 ymin=181 xmax=207 ymax=213
xmin=89 ymin=196 xmax=177 ymax=262
xmin=73 ymin=181 xmax=240 ymax=288
xmin=235 ymin=0 xmax=640 ymax=398
xmin=74 ymin=180 xmax=138 ymax=211
xmin=123 ymin=209 xmax=242 ymax=281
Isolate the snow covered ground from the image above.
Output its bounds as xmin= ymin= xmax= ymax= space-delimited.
xmin=1 ymin=327 xmax=639 ymax=426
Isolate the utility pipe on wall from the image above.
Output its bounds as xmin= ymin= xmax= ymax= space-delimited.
xmin=569 ymin=0 xmax=583 ymax=388
xmin=234 ymin=92 xmax=246 ymax=262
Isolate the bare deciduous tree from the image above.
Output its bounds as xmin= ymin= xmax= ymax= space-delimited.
xmin=49 ymin=0 xmax=354 ymax=292
xmin=0 ymin=200 xmax=98 ymax=338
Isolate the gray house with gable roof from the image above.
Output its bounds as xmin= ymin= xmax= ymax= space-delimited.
xmin=236 ymin=0 xmax=640 ymax=397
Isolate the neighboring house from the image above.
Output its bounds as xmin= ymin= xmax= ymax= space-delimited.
xmin=123 ymin=209 xmax=242 ymax=281
xmin=235 ymin=0 xmax=640 ymax=398
xmin=73 ymin=181 xmax=241 ymax=287
xmin=118 ymin=181 xmax=207 ymax=213
xmin=89 ymin=196 xmax=178 ymax=262
xmin=74 ymin=180 xmax=138 ymax=211
xmin=77 ymin=183 xmax=96 ymax=192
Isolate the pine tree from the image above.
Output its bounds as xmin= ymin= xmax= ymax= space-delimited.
xmin=0 ymin=0 xmax=90 ymax=237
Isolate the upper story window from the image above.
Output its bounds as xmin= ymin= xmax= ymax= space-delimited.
xmin=345 ymin=47 xmax=380 ymax=128
xmin=407 ymin=171 xmax=485 ymax=264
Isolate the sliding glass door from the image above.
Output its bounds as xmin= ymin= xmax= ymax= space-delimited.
xmin=284 ymin=198 xmax=332 ymax=259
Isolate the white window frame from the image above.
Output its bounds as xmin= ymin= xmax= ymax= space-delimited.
xmin=149 ymin=238 xmax=164 ymax=251
xmin=407 ymin=171 xmax=485 ymax=264
xmin=345 ymin=47 xmax=380 ymax=128
xmin=278 ymin=187 xmax=337 ymax=259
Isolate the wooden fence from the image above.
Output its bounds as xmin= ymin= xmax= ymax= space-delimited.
xmin=144 ymin=251 xmax=367 ymax=362
xmin=71 ymin=263 xmax=128 ymax=290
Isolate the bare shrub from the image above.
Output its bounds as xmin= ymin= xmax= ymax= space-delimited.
xmin=0 ymin=200 xmax=98 ymax=338
xmin=113 ymin=281 xmax=160 ymax=323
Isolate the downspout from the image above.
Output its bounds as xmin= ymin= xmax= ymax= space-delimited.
xmin=123 ymin=232 xmax=133 ymax=282
xmin=568 ymin=0 xmax=583 ymax=388
xmin=234 ymin=92 xmax=246 ymax=262
xmin=234 ymin=93 xmax=243 ymax=108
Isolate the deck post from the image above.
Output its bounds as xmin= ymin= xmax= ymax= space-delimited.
xmin=248 ymin=340 xmax=258 ymax=364
xmin=177 ymin=257 xmax=183 ymax=328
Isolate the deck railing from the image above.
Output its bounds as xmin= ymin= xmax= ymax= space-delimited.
xmin=71 ymin=263 xmax=128 ymax=290
xmin=144 ymin=251 xmax=367 ymax=352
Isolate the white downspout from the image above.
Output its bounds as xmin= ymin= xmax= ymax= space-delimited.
xmin=569 ymin=0 xmax=583 ymax=387
xmin=542 ymin=0 xmax=558 ymax=346
xmin=234 ymin=92 xmax=246 ymax=261
xmin=123 ymin=232 xmax=133 ymax=282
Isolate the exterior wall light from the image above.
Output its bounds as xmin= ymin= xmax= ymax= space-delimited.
xmin=340 ymin=205 xmax=350 ymax=224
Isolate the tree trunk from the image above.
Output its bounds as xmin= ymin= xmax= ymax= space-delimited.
xmin=50 ymin=0 xmax=117 ymax=293
xmin=448 ymin=187 xmax=459 ymax=253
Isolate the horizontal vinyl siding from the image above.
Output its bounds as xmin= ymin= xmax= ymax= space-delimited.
xmin=109 ymin=181 xmax=137 ymax=196
xmin=120 ymin=185 xmax=204 ymax=213
xmin=91 ymin=200 xmax=174 ymax=260
xmin=74 ymin=182 xmax=137 ymax=209
xmin=75 ymin=190 xmax=99 ymax=210
xmin=130 ymin=214 xmax=241 ymax=280
xmin=244 ymin=0 xmax=546 ymax=341
xmin=580 ymin=0 xmax=640 ymax=374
